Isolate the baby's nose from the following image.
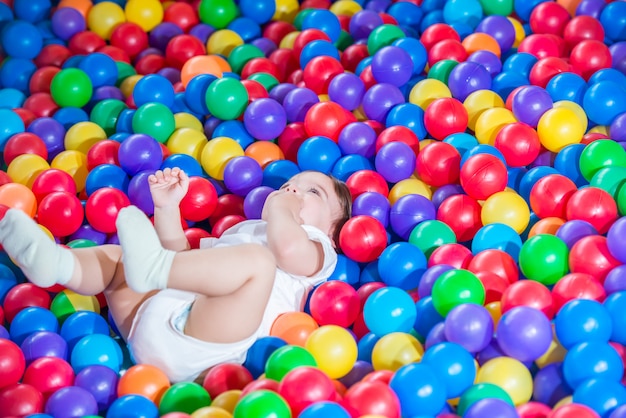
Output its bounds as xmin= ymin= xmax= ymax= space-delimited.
xmin=286 ymin=186 xmax=298 ymax=193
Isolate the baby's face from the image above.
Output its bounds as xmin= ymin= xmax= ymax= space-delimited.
xmin=274 ymin=171 xmax=344 ymax=237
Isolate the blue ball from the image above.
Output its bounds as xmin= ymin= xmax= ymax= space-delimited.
xmin=573 ymin=378 xmax=626 ymax=417
xmin=492 ymin=71 xmax=529 ymax=101
xmin=299 ymin=401 xmax=350 ymax=418
xmin=302 ymin=9 xmax=342 ymax=43
xmin=161 ymin=153 xmax=204 ymax=177
xmin=53 ymin=107 xmax=90 ymax=130
xmin=413 ymin=296 xmax=444 ymax=339
xmin=78 ymin=52 xmax=118 ymax=88
xmin=583 ymin=80 xmax=626 ymax=126
xmin=389 ymin=362 xmax=447 ymax=417
xmin=421 ymin=341 xmax=476 ymax=399
xmin=262 ymin=159 xmax=300 ymax=189
xmin=70 ymin=334 xmax=124 ymax=373
xmin=554 ymin=143 xmax=587 ymax=187
xmin=297 ymin=135 xmax=342 ymax=173
xmin=132 ymin=74 xmax=175 ymax=108
xmin=85 ymin=164 xmax=130 ymax=196
xmin=460 ymin=144 xmax=506 ymax=166
xmin=514 ymin=0 xmax=551 ymax=22
xmin=442 ymin=0 xmax=483 ymax=29
xmin=331 ymin=154 xmax=373 ymax=182
xmin=184 ymin=74 xmax=216 ymax=115
xmin=518 ymin=165 xmax=560 ymax=202
xmin=0 ymin=57 xmax=37 ymax=92
xmin=239 ymin=0 xmax=276 ymax=24
xmin=227 ymin=16 xmax=261 ymax=42
xmin=1 ymin=20 xmax=43 ymax=59
xmin=420 ymin=10 xmax=445 ymax=33
xmin=502 ymin=52 xmax=538 ymax=79
xmin=387 ymin=1 xmax=424 ymax=32
xmin=0 ymin=88 xmax=26 ymax=108
xmin=562 ymin=341 xmax=623 ymax=389
xmin=327 ymin=254 xmax=361 ymax=287
xmin=243 ymin=336 xmax=287 ymax=378
xmin=385 ymin=102 xmax=427 ymax=140
xmin=392 ymin=38 xmax=427 ymax=76
xmin=378 ymin=242 xmax=427 ymax=290
xmin=443 ymin=132 xmax=479 ymax=158
xmin=600 ymin=1 xmax=626 ymax=42
xmin=603 ymin=291 xmax=626 ymax=346
xmin=359 ymin=260 xmax=382 ymax=285
xmin=0 ymin=263 xmax=18 ymax=303
xmin=363 ymin=286 xmax=417 ymax=335
xmin=60 ymin=311 xmax=110 ymax=352
xmin=0 ymin=108 xmax=25 ymax=151
xmin=471 ymin=223 xmax=523 ymax=260
xmin=357 ymin=332 xmax=380 ymax=363
xmin=546 ymin=72 xmax=588 ymax=105
xmin=106 ymin=394 xmax=159 ymax=418
xmin=9 ymin=306 xmax=59 ymax=346
xmin=212 ymin=120 xmax=255 ymax=150
xmin=300 ymin=40 xmax=340 ymax=69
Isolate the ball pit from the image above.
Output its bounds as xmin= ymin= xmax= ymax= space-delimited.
xmin=1 ymin=0 xmax=626 ymax=416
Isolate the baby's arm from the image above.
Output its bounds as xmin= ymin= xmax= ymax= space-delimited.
xmin=149 ymin=167 xmax=190 ymax=251
xmin=263 ymin=192 xmax=325 ymax=277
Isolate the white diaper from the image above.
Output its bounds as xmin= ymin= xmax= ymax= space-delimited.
xmin=126 ymin=289 xmax=257 ymax=383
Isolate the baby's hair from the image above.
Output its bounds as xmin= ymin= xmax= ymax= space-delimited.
xmin=328 ymin=174 xmax=352 ymax=254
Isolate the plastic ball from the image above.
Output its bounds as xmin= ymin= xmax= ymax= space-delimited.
xmin=496 ymin=306 xmax=552 ymax=362
xmin=305 ymin=325 xmax=358 ymax=379
xmin=457 ymin=383 xmax=515 ymax=416
xmin=579 ymin=139 xmax=626 ymax=182
xmin=431 ymin=269 xmax=485 ymax=316
xmin=22 ymin=357 xmax=74 ymax=401
xmin=233 ymin=389 xmax=291 ymax=418
xmin=243 ymin=336 xmax=287 ymax=379
xmin=563 ymin=341 xmax=623 ymax=389
xmin=159 ymin=382 xmax=211 ymax=415
xmin=36 ymin=191 xmax=84 ymax=238
xmin=309 ymin=281 xmax=360 ymax=328
xmin=388 ymin=362 xmax=446 ymax=417
xmin=0 ymin=339 xmax=26 ymax=390
xmin=460 ymin=153 xmax=508 ymax=200
xmin=530 ymin=174 xmax=578 ymax=219
xmin=363 ymin=287 xmax=417 ymax=336
xmin=583 ymin=80 xmax=626 ymax=127
xmin=304 ymin=101 xmax=357 ymax=142
xmin=269 ymin=311 xmax=319 ymax=348
xmin=481 ymin=190 xmax=530 ymax=234
xmin=0 ymin=20 xmax=43 ymax=60
xmin=44 ymin=386 xmax=98 ymax=417
xmin=264 ymin=344 xmax=317 ymax=382
xmin=436 ymin=194 xmax=482 ymax=243
xmin=205 ymin=77 xmax=248 ymax=121
xmin=423 ymin=97 xmax=468 ymax=141
xmin=494 ymin=122 xmax=541 ymax=167
xmin=444 ymin=303 xmax=493 ymax=353
xmin=243 ymin=98 xmax=286 ymax=141
xmin=475 ymin=356 xmax=533 ymax=406
xmin=276 ymin=366 xmax=335 ymax=416
xmin=566 ymin=187 xmax=618 ymax=235
xmin=107 ymin=394 xmax=161 ymax=418
xmin=328 ymin=73 xmax=365 ymax=112
xmin=84 ymin=187 xmax=131 ymax=233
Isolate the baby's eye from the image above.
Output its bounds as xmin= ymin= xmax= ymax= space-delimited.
xmin=309 ymin=188 xmax=320 ymax=195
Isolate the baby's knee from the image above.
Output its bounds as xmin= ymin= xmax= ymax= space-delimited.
xmin=245 ymin=244 xmax=276 ymax=277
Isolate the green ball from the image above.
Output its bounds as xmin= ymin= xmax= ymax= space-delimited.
xmin=519 ymin=234 xmax=569 ymax=285
xmin=50 ymin=68 xmax=93 ymax=108
xmin=159 ymin=382 xmax=211 ymax=414
xmin=479 ymin=0 xmax=514 ymax=16
xmin=457 ymin=383 xmax=515 ymax=415
xmin=264 ymin=345 xmax=317 ymax=381
xmin=335 ymin=30 xmax=354 ymax=52
xmin=234 ymin=390 xmax=291 ymax=418
xmin=408 ymin=219 xmax=457 ymax=257
xmin=618 ymin=183 xmax=626 ymax=216
xmin=428 ymin=59 xmax=459 ymax=84
xmin=205 ymin=77 xmax=249 ymax=120
xmin=198 ymin=0 xmax=239 ymax=29
xmin=431 ymin=269 xmax=485 ymax=316
xmin=89 ymin=99 xmax=128 ymax=136
xmin=115 ymin=61 xmax=137 ymax=87
xmin=579 ymin=139 xmax=626 ymax=182
xmin=228 ymin=44 xmax=265 ymax=75
xmin=247 ymin=72 xmax=279 ymax=93
xmin=367 ymin=24 xmax=406 ymax=55
xmin=293 ymin=8 xmax=314 ymax=30
xmin=590 ymin=166 xmax=626 ymax=199
xmin=66 ymin=239 xmax=98 ymax=248
xmin=131 ymin=102 xmax=176 ymax=144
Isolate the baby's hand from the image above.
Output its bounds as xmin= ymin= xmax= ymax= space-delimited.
xmin=262 ymin=190 xmax=303 ymax=224
xmin=149 ymin=167 xmax=190 ymax=208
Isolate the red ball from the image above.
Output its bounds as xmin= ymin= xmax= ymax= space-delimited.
xmin=31 ymin=169 xmax=78 ymax=203
xmin=569 ymin=39 xmax=612 ymax=80
xmin=529 ymin=174 xmax=577 ymax=220
xmin=304 ymin=101 xmax=357 ymax=142
xmin=202 ymin=363 xmax=253 ymax=400
xmin=436 ymin=194 xmax=482 ymax=242
xmin=97 ymin=45 xmax=131 ymax=64
xmin=37 ymin=191 xmax=84 ymax=237
xmin=339 ymin=215 xmax=388 ymax=263
xmin=424 ymin=97 xmax=468 ymax=141
xmin=346 ymin=170 xmax=389 ymax=200
xmin=0 ymin=383 xmax=44 ymax=417
xmin=341 ymin=381 xmax=401 ymax=418
xmin=500 ymin=279 xmax=555 ymax=319
xmin=356 ymin=281 xmax=386 ymax=309
xmin=3 ymin=133 xmax=48 ymax=166
xmin=241 ymin=79 xmax=269 ymax=103
xmin=68 ymin=30 xmax=106 ymax=55
xmin=23 ymin=92 xmax=59 ymax=118
xmin=110 ymin=22 xmax=149 ymax=60
xmin=0 ymin=339 xmax=26 ymax=389
xmin=184 ymin=227 xmax=212 ymax=249
xmin=566 ymin=187 xmax=618 ymax=234
xmin=34 ymin=44 xmax=71 ymax=68
xmin=375 ymin=126 xmax=420 ymax=154
xmin=341 ymin=44 xmax=370 ymax=73
xmin=460 ymin=154 xmax=508 ymax=200
xmin=135 ymin=54 xmax=166 ymax=75
xmin=309 ymin=280 xmax=361 ymax=327
xmin=563 ymin=15 xmax=605 ymax=51
xmin=516 ymin=401 xmax=552 ymax=418
xmin=415 ymin=141 xmax=461 ymax=187
xmin=420 ymin=23 xmax=460 ymax=51
xmin=302 ymin=56 xmax=345 ymax=95
xmin=475 ymin=270 xmax=509 ymax=304
xmin=529 ymin=1 xmax=571 ymax=36
xmin=293 ymin=28 xmax=331 ymax=60
xmin=494 ymin=122 xmax=541 ymax=167
xmin=208 ymin=193 xmax=245 ymax=226
xmin=428 ymin=243 xmax=473 ymax=269
xmin=163 ymin=2 xmax=199 ymax=32
xmin=268 ymin=48 xmax=300 ymax=82
xmin=179 ymin=176 xmax=218 ymax=222
xmin=29 ymin=66 xmax=60 ymax=95
xmin=87 ymin=139 xmax=121 ymax=170
xmin=211 ymin=214 xmax=246 ymax=238
xmin=529 ymin=56 xmax=571 ymax=88
xmin=165 ymin=34 xmax=206 ymax=70
xmin=85 ymin=187 xmax=131 ymax=234
xmin=551 ymin=272 xmax=606 ymax=313
xmin=22 ymin=357 xmax=74 ymax=402
xmin=262 ymin=21 xmax=297 ymax=47
xmin=569 ymin=235 xmax=621 ymax=283
xmin=278 ymin=366 xmax=336 ymax=416
xmin=550 ymin=403 xmax=601 ymax=418
xmin=2 ymin=283 xmax=51 ymax=322
xmin=277 ymin=122 xmax=308 ymax=163
xmin=358 ymin=65 xmax=377 ymax=91
xmin=428 ymin=39 xmax=467 ymax=68
xmin=467 ymin=249 xmax=519 ymax=284
xmin=517 ymin=33 xmax=562 ymax=59
xmin=241 ymin=378 xmax=280 ymax=397
xmin=241 ymin=57 xmax=281 ymax=81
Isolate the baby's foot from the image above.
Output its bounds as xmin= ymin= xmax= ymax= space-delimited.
xmin=115 ymin=206 xmax=175 ymax=293
xmin=0 ymin=209 xmax=74 ymax=287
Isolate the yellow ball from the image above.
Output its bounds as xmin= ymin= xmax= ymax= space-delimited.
xmin=210 ymin=390 xmax=241 ymax=413
xmin=409 ymin=78 xmax=452 ymax=110
xmin=508 ymin=17 xmax=526 ymax=48
xmin=64 ymin=121 xmax=108 ymax=155
xmin=125 ymin=0 xmax=164 ymax=32
xmin=553 ymin=395 xmax=573 ymax=409
xmin=167 ymin=128 xmax=208 ymax=161
xmin=174 ymin=112 xmax=205 ymax=131
xmin=274 ymin=0 xmax=299 ymax=23
xmin=463 ymin=89 xmax=505 ymax=132
xmin=7 ymin=154 xmax=50 ymax=188
xmin=537 ymin=107 xmax=585 ymax=152
xmin=371 ymin=332 xmax=424 ymax=372
xmin=330 ymin=0 xmax=362 ymax=16
xmin=534 ymin=326 xmax=566 ymax=369
xmin=87 ymin=1 xmax=126 ymax=40
xmin=201 ymin=136 xmax=244 ymax=180
xmin=305 ymin=325 xmax=358 ymax=379
xmin=279 ymin=31 xmax=300 ymax=50
xmin=589 ymin=124 xmax=609 ymax=135
xmin=51 ymin=150 xmax=88 ymax=193
xmin=207 ymin=29 xmax=244 ymax=57
xmin=474 ymin=107 xmax=517 ymax=146
xmin=190 ymin=406 xmax=233 ymax=418
xmin=485 ymin=301 xmax=502 ymax=331
xmin=553 ymin=100 xmax=588 ymax=133
xmin=120 ymin=74 xmax=143 ymax=99
xmin=475 ymin=356 xmax=533 ymax=406
xmin=481 ymin=190 xmax=530 ymax=234
xmin=388 ymin=178 xmax=432 ymax=206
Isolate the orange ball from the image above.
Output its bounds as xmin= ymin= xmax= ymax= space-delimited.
xmin=528 ymin=217 xmax=566 ymax=237
xmin=462 ymin=33 xmax=501 ymax=58
xmin=269 ymin=311 xmax=319 ymax=347
xmin=180 ymin=55 xmax=230 ymax=87
xmin=117 ymin=364 xmax=171 ymax=404
xmin=244 ymin=141 xmax=285 ymax=168
xmin=57 ymin=0 xmax=93 ymax=19
xmin=0 ymin=182 xmax=37 ymax=218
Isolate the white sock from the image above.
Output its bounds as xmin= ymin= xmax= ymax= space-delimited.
xmin=115 ymin=205 xmax=176 ymax=293
xmin=0 ymin=209 xmax=74 ymax=288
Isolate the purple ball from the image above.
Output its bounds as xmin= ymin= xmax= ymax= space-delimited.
xmin=251 ymin=37 xmax=277 ymax=56
xmin=189 ymin=23 xmax=215 ymax=44
xmin=464 ymin=398 xmax=519 ymax=418
xmin=448 ymin=61 xmax=493 ymax=102
xmin=45 ymin=386 xmax=99 ymax=418
xmin=149 ymin=22 xmax=184 ymax=51
xmin=604 ymin=265 xmax=626 ymax=295
xmin=389 ymin=194 xmax=436 ymax=240
xmin=118 ymin=133 xmax=164 ymax=176
xmin=361 ymin=83 xmax=405 ymax=123
xmin=157 ymin=67 xmax=181 ymax=85
xmin=425 ymin=321 xmax=447 ymax=350
xmin=349 ymin=10 xmax=383 ymax=41
xmin=92 ymin=86 xmax=125 ymax=102
xmin=338 ymin=121 xmax=377 ymax=158
xmin=418 ymin=264 xmax=454 ymax=298
xmin=475 ymin=15 xmax=516 ymax=53
xmin=476 ymin=340 xmax=506 ymax=366
xmin=283 ymin=87 xmax=319 ymax=123
xmin=533 ymin=362 xmax=573 ymax=407
xmin=269 ymin=83 xmax=298 ymax=104
xmin=512 ymin=85 xmax=554 ymax=128
xmin=371 ymin=46 xmax=414 ymax=87
xmin=609 ymin=405 xmax=626 ymax=418
xmin=20 ymin=331 xmax=68 ymax=365
xmin=352 ymin=191 xmax=390 ymax=228
xmin=127 ymin=170 xmax=155 ymax=215
xmin=0 ymin=325 xmax=8 ymax=340
xmin=51 ymin=7 xmax=86 ymax=41
xmin=444 ymin=303 xmax=494 ymax=353
xmin=556 ymin=219 xmax=598 ymax=249
xmin=223 ymin=156 xmax=263 ymax=196
xmin=495 ymin=306 xmax=553 ymax=362
xmin=467 ymin=50 xmax=502 ymax=78
xmin=610 ymin=41 xmax=626 ymax=75
xmin=243 ymin=98 xmax=287 ymax=140
xmin=375 ymin=141 xmax=416 ymax=183
xmin=607 ymin=217 xmax=626 ymax=263
xmin=243 ymin=185 xmax=273 ymax=219
xmin=576 ymin=0 xmax=606 ymax=18
xmin=68 ymin=224 xmax=108 ymax=245
xmin=431 ymin=184 xmax=465 ymax=209
xmin=27 ymin=117 xmax=66 ymax=160
xmin=75 ymin=365 xmax=119 ymax=412
xmin=338 ymin=360 xmax=374 ymax=388
xmin=328 ymin=72 xmax=366 ymax=111
xmin=610 ymin=112 xmax=626 ymax=142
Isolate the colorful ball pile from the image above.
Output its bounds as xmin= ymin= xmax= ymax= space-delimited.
xmin=1 ymin=0 xmax=626 ymax=416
